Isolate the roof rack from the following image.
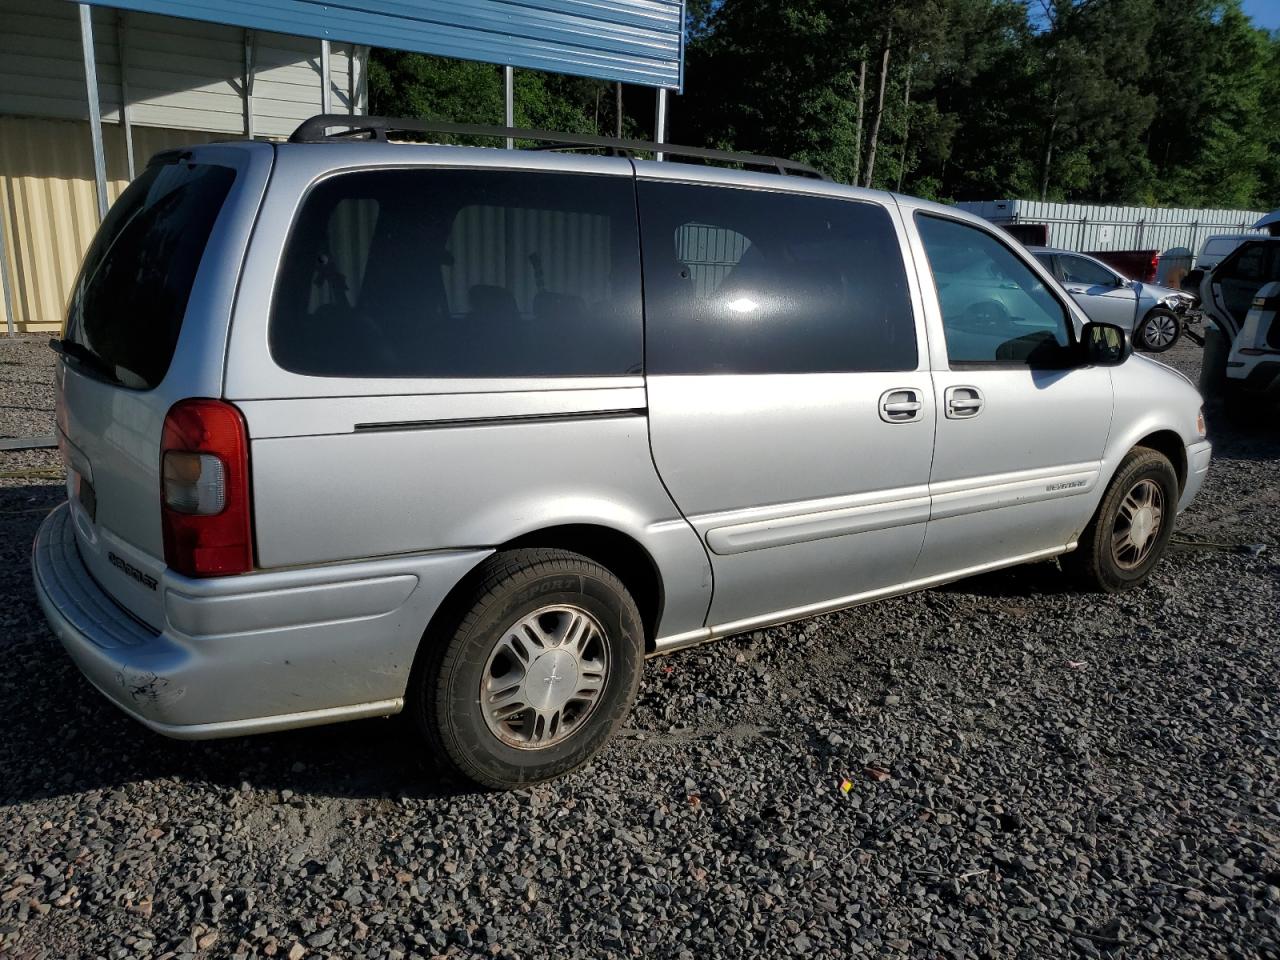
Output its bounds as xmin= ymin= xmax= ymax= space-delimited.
xmin=288 ymin=115 xmax=829 ymax=180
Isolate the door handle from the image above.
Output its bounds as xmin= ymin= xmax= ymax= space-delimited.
xmin=1066 ymin=286 xmax=1087 ymax=294
xmin=944 ymin=385 xmax=984 ymax=419
xmin=879 ymin=388 xmax=924 ymax=423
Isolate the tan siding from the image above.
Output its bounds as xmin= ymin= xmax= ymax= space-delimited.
xmin=0 ymin=117 xmax=222 ymax=333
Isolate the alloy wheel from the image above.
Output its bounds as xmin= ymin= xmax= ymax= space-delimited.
xmin=1143 ymin=314 xmax=1178 ymax=349
xmin=1111 ymin=478 xmax=1164 ymax=570
xmin=480 ymin=604 xmax=609 ymax=749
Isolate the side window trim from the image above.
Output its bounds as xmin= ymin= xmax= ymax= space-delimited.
xmin=912 ymin=211 xmax=1080 ymax=371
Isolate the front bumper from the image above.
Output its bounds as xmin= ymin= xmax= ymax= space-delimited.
xmin=33 ymin=502 xmax=488 ymax=739
xmin=1179 ymin=439 xmax=1212 ymax=513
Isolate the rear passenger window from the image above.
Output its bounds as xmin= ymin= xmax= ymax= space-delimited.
xmin=1059 ymin=255 xmax=1116 ymax=286
xmin=639 ymin=182 xmax=917 ymax=374
xmin=270 ymin=170 xmax=642 ymax=378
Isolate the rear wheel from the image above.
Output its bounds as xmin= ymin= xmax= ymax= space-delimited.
xmin=1064 ymin=447 xmax=1179 ymax=592
xmin=412 ymin=548 xmax=644 ymax=789
xmin=1137 ymin=308 xmax=1181 ymax=353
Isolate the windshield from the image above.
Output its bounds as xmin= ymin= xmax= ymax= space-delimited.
xmin=64 ymin=159 xmax=235 ymax=389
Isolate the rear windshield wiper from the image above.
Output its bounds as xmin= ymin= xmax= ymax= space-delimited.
xmin=49 ymin=337 xmax=121 ymax=385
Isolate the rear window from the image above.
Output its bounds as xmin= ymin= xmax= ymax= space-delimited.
xmin=269 ymin=170 xmax=643 ymax=379
xmin=1202 ymin=238 xmax=1239 ymax=257
xmin=64 ymin=159 xmax=236 ymax=389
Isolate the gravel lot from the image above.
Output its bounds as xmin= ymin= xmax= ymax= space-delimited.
xmin=1 ymin=336 xmax=1277 ymax=960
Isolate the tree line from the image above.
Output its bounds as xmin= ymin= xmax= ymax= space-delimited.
xmin=369 ymin=0 xmax=1280 ymax=209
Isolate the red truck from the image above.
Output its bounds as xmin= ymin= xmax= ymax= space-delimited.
xmin=1087 ymin=249 xmax=1161 ymax=283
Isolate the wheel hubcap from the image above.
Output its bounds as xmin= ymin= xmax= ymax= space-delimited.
xmin=1146 ymin=315 xmax=1177 ymax=347
xmin=480 ymin=604 xmax=608 ymax=749
xmin=1112 ymin=478 xmax=1164 ymax=570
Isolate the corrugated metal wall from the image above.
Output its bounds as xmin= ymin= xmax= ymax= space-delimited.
xmin=0 ymin=117 xmax=223 ymax=333
xmin=956 ymin=199 xmax=1268 ymax=259
xmin=87 ymin=0 xmax=685 ymax=89
xmin=0 ymin=0 xmax=362 ymax=138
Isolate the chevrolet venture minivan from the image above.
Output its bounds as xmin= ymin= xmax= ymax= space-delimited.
xmin=34 ymin=117 xmax=1211 ymax=789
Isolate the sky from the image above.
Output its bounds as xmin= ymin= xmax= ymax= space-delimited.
xmin=1242 ymin=0 xmax=1280 ymax=30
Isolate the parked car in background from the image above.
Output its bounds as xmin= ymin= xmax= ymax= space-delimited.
xmin=1196 ymin=234 xmax=1254 ymax=271
xmin=1186 ymin=238 xmax=1280 ymax=412
xmin=33 ymin=118 xmax=1210 ymax=789
xmin=1030 ymin=246 xmax=1197 ymax=352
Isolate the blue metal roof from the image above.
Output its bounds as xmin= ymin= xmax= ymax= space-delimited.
xmin=81 ymin=0 xmax=685 ymax=89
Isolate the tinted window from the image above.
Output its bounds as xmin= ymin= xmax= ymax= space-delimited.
xmin=1060 ymin=255 xmax=1116 ymax=286
xmin=1214 ymin=242 xmax=1280 ymax=326
xmin=639 ymin=182 xmax=916 ymax=374
xmin=1218 ymin=242 xmax=1279 ymax=283
xmin=271 ymin=170 xmax=642 ymax=378
xmin=65 ymin=160 xmax=235 ymax=389
xmin=916 ymin=214 xmax=1073 ymax=366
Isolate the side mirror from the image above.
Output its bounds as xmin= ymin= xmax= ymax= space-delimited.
xmin=1083 ymin=321 xmax=1131 ymax=366
xmin=1181 ymin=268 xmax=1204 ymax=294
xmin=1115 ymin=275 xmax=1131 ymax=288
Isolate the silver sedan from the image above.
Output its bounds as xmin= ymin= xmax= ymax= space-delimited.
xmin=1030 ymin=246 xmax=1196 ymax=352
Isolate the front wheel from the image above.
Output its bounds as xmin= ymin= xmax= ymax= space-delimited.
xmin=1064 ymin=447 xmax=1179 ymax=592
xmin=1136 ymin=308 xmax=1181 ymax=353
xmin=412 ymin=548 xmax=645 ymax=789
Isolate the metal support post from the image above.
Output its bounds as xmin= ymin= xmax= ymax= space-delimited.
xmin=244 ymin=30 xmax=256 ymax=138
xmin=79 ymin=3 xmax=109 ymax=220
xmin=504 ymin=65 xmax=514 ymax=149
xmin=655 ymin=88 xmax=668 ymax=161
xmin=116 ymin=13 xmax=135 ymax=180
xmin=355 ymin=45 xmax=369 ymax=113
xmin=0 ymin=215 xmax=15 ymax=335
xmin=320 ymin=39 xmax=332 ymax=114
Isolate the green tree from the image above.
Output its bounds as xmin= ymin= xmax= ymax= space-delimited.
xmin=367 ymin=0 xmax=1280 ymax=209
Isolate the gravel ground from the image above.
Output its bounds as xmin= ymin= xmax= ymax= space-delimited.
xmin=1 ymin=336 xmax=1277 ymax=960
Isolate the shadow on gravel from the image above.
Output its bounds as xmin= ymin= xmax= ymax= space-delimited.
xmin=0 ymin=484 xmax=479 ymax=807
xmin=1204 ymin=405 xmax=1280 ymax=461
xmin=937 ymin=559 xmax=1074 ymax=599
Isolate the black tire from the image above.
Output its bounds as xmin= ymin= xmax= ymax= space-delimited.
xmin=1064 ymin=447 xmax=1179 ymax=592
xmin=411 ymin=548 xmax=644 ymax=789
xmin=1136 ymin=308 xmax=1181 ymax=353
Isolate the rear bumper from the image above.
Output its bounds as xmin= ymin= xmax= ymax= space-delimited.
xmin=33 ymin=502 xmax=488 ymax=739
xmin=1179 ymin=439 xmax=1212 ymax=513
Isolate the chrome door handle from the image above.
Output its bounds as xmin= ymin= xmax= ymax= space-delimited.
xmin=944 ymin=385 xmax=984 ymax=419
xmin=879 ymin=388 xmax=924 ymax=423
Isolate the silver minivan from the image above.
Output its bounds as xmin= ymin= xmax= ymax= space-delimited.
xmin=33 ymin=118 xmax=1211 ymax=789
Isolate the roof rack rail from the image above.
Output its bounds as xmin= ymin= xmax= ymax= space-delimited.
xmin=288 ymin=115 xmax=829 ymax=181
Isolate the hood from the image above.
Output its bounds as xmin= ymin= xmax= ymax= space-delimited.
xmin=1140 ymin=281 xmax=1193 ymax=302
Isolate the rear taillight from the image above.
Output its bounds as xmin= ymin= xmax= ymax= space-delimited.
xmin=1147 ymin=253 xmax=1160 ymax=283
xmin=160 ymin=399 xmax=253 ymax=577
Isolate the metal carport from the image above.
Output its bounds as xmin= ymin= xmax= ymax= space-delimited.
xmin=0 ymin=0 xmax=686 ymax=334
